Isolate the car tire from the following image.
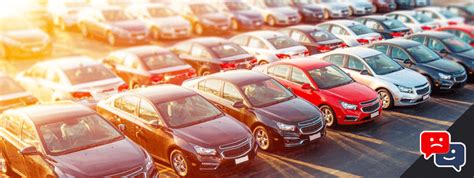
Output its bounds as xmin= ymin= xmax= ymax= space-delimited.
xmin=231 ymin=18 xmax=239 ymax=31
xmin=0 ymin=151 xmax=11 ymax=175
xmin=107 ymin=32 xmax=116 ymax=46
xmin=258 ymin=60 xmax=268 ymax=65
xmin=372 ymin=6 xmax=378 ymax=13
xmin=79 ymin=23 xmax=88 ymax=37
xmin=170 ymin=149 xmax=192 ymax=177
xmin=320 ymin=105 xmax=337 ymax=127
xmin=130 ymin=80 xmax=140 ymax=89
xmin=194 ymin=23 xmax=204 ymax=35
xmin=424 ymin=75 xmax=434 ymax=90
xmin=267 ymin=15 xmax=276 ymax=26
xmin=198 ymin=67 xmax=210 ymax=76
xmin=377 ymin=88 xmax=393 ymax=109
xmin=253 ymin=126 xmax=274 ymax=151
xmin=348 ymin=7 xmax=354 ymax=16
xmin=151 ymin=27 xmax=160 ymax=40
xmin=323 ymin=9 xmax=330 ymax=19
xmin=58 ymin=18 xmax=67 ymax=31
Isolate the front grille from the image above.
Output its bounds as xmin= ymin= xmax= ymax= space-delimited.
xmin=298 ymin=117 xmax=323 ymax=135
xmin=111 ymin=166 xmax=143 ymax=177
xmin=416 ymin=86 xmax=430 ymax=95
xmin=454 ymin=72 xmax=467 ymax=82
xmin=415 ymin=83 xmax=428 ymax=88
xmin=360 ymin=98 xmax=378 ymax=105
xmin=361 ymin=102 xmax=380 ymax=113
xmin=219 ymin=137 xmax=251 ymax=159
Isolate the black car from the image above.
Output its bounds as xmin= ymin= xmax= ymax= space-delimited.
xmin=406 ymin=31 xmax=474 ymax=79
xmin=0 ymin=73 xmax=38 ymax=112
xmin=286 ymin=0 xmax=324 ymax=23
xmin=447 ymin=4 xmax=474 ymax=24
xmin=174 ymin=2 xmax=232 ymax=35
xmin=171 ymin=37 xmax=256 ymax=76
xmin=369 ymin=39 xmax=467 ymax=90
xmin=77 ymin=6 xmax=148 ymax=46
xmin=216 ymin=0 xmax=264 ymax=31
xmin=355 ymin=15 xmax=411 ymax=39
xmin=278 ymin=25 xmax=345 ymax=55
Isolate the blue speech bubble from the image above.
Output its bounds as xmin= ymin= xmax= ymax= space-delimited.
xmin=434 ymin=142 xmax=466 ymax=172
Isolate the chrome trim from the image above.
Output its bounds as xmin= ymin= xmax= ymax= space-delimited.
xmin=298 ymin=117 xmax=323 ymax=135
xmin=219 ymin=137 xmax=252 ymax=159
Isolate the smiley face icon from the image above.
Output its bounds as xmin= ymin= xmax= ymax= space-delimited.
xmin=434 ymin=142 xmax=466 ymax=172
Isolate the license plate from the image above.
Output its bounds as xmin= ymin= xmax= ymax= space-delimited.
xmin=371 ymin=111 xmax=379 ymax=118
xmin=235 ymin=155 xmax=249 ymax=165
xmin=318 ymin=15 xmax=323 ymax=18
xmin=221 ymin=26 xmax=228 ymax=30
xmin=309 ymin=132 xmax=321 ymax=141
xmin=423 ymin=94 xmax=429 ymax=100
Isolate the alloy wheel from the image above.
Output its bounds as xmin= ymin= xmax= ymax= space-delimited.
xmin=194 ymin=23 xmax=203 ymax=35
xmin=231 ymin=19 xmax=239 ymax=31
xmin=323 ymin=9 xmax=330 ymax=19
xmin=151 ymin=28 xmax=160 ymax=40
xmin=80 ymin=24 xmax=88 ymax=37
xmin=107 ymin=33 xmax=116 ymax=46
xmin=377 ymin=89 xmax=392 ymax=109
xmin=267 ymin=16 xmax=276 ymax=26
xmin=171 ymin=151 xmax=188 ymax=177
xmin=253 ymin=126 xmax=270 ymax=150
xmin=321 ymin=106 xmax=335 ymax=127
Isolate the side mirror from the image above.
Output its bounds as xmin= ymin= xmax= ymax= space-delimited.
xmin=20 ymin=146 xmax=39 ymax=155
xmin=149 ymin=120 xmax=161 ymax=128
xmin=232 ymin=101 xmax=246 ymax=109
xmin=301 ymin=83 xmax=312 ymax=90
xmin=118 ymin=124 xmax=126 ymax=132
xmin=360 ymin=70 xmax=370 ymax=75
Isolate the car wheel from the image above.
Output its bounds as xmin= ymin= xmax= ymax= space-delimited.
xmin=377 ymin=89 xmax=393 ymax=109
xmin=253 ymin=126 xmax=273 ymax=151
xmin=372 ymin=6 xmax=378 ymax=13
xmin=194 ymin=23 xmax=204 ymax=35
xmin=267 ymin=15 xmax=276 ymax=26
xmin=58 ymin=18 xmax=67 ymax=31
xmin=107 ymin=32 xmax=116 ymax=46
xmin=79 ymin=23 xmax=88 ymax=37
xmin=231 ymin=18 xmax=239 ymax=31
xmin=424 ymin=75 xmax=434 ymax=90
xmin=258 ymin=60 xmax=268 ymax=65
xmin=0 ymin=152 xmax=11 ymax=174
xmin=130 ymin=80 xmax=140 ymax=89
xmin=320 ymin=105 xmax=337 ymax=127
xmin=323 ymin=9 xmax=330 ymax=19
xmin=198 ymin=67 xmax=210 ymax=76
xmin=348 ymin=7 xmax=354 ymax=16
xmin=151 ymin=27 xmax=160 ymax=40
xmin=170 ymin=150 xmax=191 ymax=177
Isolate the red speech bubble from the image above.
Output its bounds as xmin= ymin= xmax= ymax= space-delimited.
xmin=420 ymin=131 xmax=451 ymax=160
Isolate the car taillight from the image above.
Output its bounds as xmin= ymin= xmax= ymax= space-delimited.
xmin=150 ymin=75 xmax=164 ymax=84
xmin=71 ymin=92 xmax=92 ymax=99
xmin=220 ymin=63 xmax=238 ymax=70
xmin=118 ymin=83 xmax=129 ymax=92
xmin=276 ymin=53 xmax=291 ymax=59
xmin=303 ymin=50 xmax=310 ymax=56
xmin=316 ymin=45 xmax=332 ymax=53
xmin=186 ymin=68 xmax=197 ymax=77
xmin=448 ymin=21 xmax=457 ymax=25
xmin=249 ymin=58 xmax=258 ymax=64
xmin=391 ymin=32 xmax=404 ymax=37
xmin=340 ymin=42 xmax=347 ymax=48
xmin=421 ymin=25 xmax=432 ymax=30
xmin=378 ymin=36 xmax=383 ymax=41
xmin=356 ymin=38 xmax=370 ymax=45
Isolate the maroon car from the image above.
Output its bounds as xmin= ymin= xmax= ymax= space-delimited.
xmin=103 ymin=45 xmax=196 ymax=88
xmin=0 ymin=73 xmax=37 ymax=113
xmin=371 ymin=0 xmax=396 ymax=13
xmin=0 ymin=102 xmax=157 ymax=177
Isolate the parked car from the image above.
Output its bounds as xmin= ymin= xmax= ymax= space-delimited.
xmin=394 ymin=0 xmax=415 ymax=10
xmin=0 ymin=73 xmax=38 ymax=112
xmin=0 ymin=102 xmax=157 ymax=177
xmin=314 ymin=0 xmax=350 ymax=19
xmin=171 ymin=2 xmax=232 ymax=35
xmin=215 ymin=0 xmax=264 ymax=31
xmin=316 ymin=20 xmax=382 ymax=47
xmin=385 ymin=11 xmax=440 ymax=33
xmin=406 ymin=31 xmax=474 ymax=79
xmin=335 ymin=0 xmax=374 ymax=16
xmin=97 ymin=85 xmax=257 ymax=177
xmin=446 ymin=4 xmax=474 ymax=24
xmin=416 ymin=7 xmax=465 ymax=27
xmin=78 ymin=6 xmax=149 ymax=46
xmin=248 ymin=0 xmax=301 ymax=26
xmin=354 ymin=15 xmax=411 ymax=39
xmin=278 ymin=25 xmax=345 ymax=55
xmin=253 ymin=58 xmax=381 ymax=127
xmin=47 ymin=0 xmax=90 ymax=30
xmin=0 ymin=16 xmax=53 ymax=59
xmin=370 ymin=0 xmax=397 ymax=13
xmin=317 ymin=47 xmax=430 ymax=109
xmin=16 ymin=56 xmax=128 ymax=107
xmin=103 ymin=46 xmax=196 ymax=88
xmin=369 ymin=39 xmax=467 ymax=91
xmin=182 ymin=70 xmax=325 ymax=151
xmin=171 ymin=37 xmax=257 ymax=76
xmin=285 ymin=0 xmax=325 ymax=23
xmin=437 ymin=24 xmax=474 ymax=47
xmin=229 ymin=30 xmax=309 ymax=64
xmin=125 ymin=3 xmax=192 ymax=40
xmin=23 ymin=4 xmax=54 ymax=35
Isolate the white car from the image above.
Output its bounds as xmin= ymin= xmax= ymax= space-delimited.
xmin=315 ymin=47 xmax=431 ymax=109
xmin=334 ymin=0 xmax=374 ymax=16
xmin=386 ymin=11 xmax=441 ymax=33
xmin=248 ymin=0 xmax=301 ymax=26
xmin=47 ymin=0 xmax=90 ymax=30
xmin=314 ymin=0 xmax=350 ymax=19
xmin=316 ymin=20 xmax=382 ymax=47
xmin=126 ymin=3 xmax=192 ymax=40
xmin=229 ymin=30 xmax=308 ymax=64
xmin=416 ymin=7 xmax=465 ymax=27
xmin=16 ymin=56 xmax=128 ymax=107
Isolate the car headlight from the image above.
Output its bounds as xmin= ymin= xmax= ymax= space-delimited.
xmin=438 ymin=73 xmax=452 ymax=80
xmin=395 ymin=84 xmax=413 ymax=93
xmin=340 ymin=101 xmax=357 ymax=110
xmin=144 ymin=151 xmax=154 ymax=171
xmin=276 ymin=121 xmax=295 ymax=131
xmin=193 ymin=145 xmax=217 ymax=156
xmin=112 ymin=27 xmax=129 ymax=37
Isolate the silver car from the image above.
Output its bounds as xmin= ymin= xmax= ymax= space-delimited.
xmin=314 ymin=47 xmax=430 ymax=109
xmin=230 ymin=30 xmax=309 ymax=64
xmin=334 ymin=0 xmax=374 ymax=16
xmin=248 ymin=0 xmax=301 ymax=26
xmin=415 ymin=7 xmax=465 ymax=27
xmin=47 ymin=0 xmax=90 ymax=30
xmin=316 ymin=20 xmax=382 ymax=47
xmin=314 ymin=0 xmax=350 ymax=19
xmin=126 ymin=3 xmax=192 ymax=40
xmin=385 ymin=11 xmax=441 ymax=33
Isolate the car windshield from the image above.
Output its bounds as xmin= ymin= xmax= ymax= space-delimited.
xmin=293 ymin=0 xmax=315 ymax=5
xmin=364 ymin=54 xmax=403 ymax=75
xmin=189 ymin=4 xmax=218 ymax=14
xmin=63 ymin=64 xmax=117 ymax=85
xmin=210 ymin=43 xmax=248 ymax=58
xmin=156 ymin=95 xmax=223 ymax=128
xmin=224 ymin=2 xmax=252 ymax=11
xmin=0 ymin=18 xmax=33 ymax=31
xmin=348 ymin=24 xmax=375 ymax=35
xmin=443 ymin=37 xmax=473 ymax=53
xmin=412 ymin=13 xmax=433 ymax=23
xmin=39 ymin=114 xmax=123 ymax=155
xmin=267 ymin=36 xmax=300 ymax=49
xmin=147 ymin=7 xmax=176 ymax=18
xmin=407 ymin=45 xmax=440 ymax=63
xmin=241 ymin=79 xmax=294 ymax=107
xmin=264 ymin=0 xmax=287 ymax=7
xmin=0 ymin=77 xmax=25 ymax=95
xmin=467 ymin=6 xmax=474 ymax=14
xmin=310 ymin=30 xmax=338 ymax=41
xmin=308 ymin=65 xmax=353 ymax=89
xmin=439 ymin=10 xmax=456 ymax=18
xmin=140 ymin=53 xmax=186 ymax=70
xmin=102 ymin=9 xmax=129 ymax=21
xmin=382 ymin=18 xmax=406 ymax=29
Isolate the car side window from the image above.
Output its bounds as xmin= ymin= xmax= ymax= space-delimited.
xmin=269 ymin=65 xmax=290 ymax=79
xmin=347 ymin=56 xmax=367 ymax=71
xmin=232 ymin=36 xmax=249 ymax=46
xmin=203 ymin=79 xmax=222 ymax=97
xmin=290 ymin=31 xmax=310 ymax=43
xmin=4 ymin=115 xmax=22 ymax=137
xmin=326 ymin=54 xmax=345 ymax=67
xmin=390 ymin=47 xmax=410 ymax=61
xmin=330 ymin=25 xmax=348 ymax=35
xmin=138 ymin=99 xmax=160 ymax=121
xmin=21 ymin=121 xmax=40 ymax=148
xmin=366 ymin=20 xmax=383 ymax=31
xmin=115 ymin=95 xmax=140 ymax=115
xmin=223 ymin=82 xmax=243 ymax=103
xmin=191 ymin=45 xmax=212 ymax=59
xmin=373 ymin=45 xmax=389 ymax=54
xmin=427 ymin=38 xmax=446 ymax=52
xmin=422 ymin=11 xmax=439 ymax=19
xmin=290 ymin=67 xmax=311 ymax=85
xmin=248 ymin=37 xmax=267 ymax=49
xmin=410 ymin=36 xmax=425 ymax=44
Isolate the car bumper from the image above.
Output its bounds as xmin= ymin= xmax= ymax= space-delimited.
xmin=188 ymin=145 xmax=258 ymax=173
xmin=334 ymin=103 xmax=383 ymax=125
xmin=158 ymin=28 xmax=192 ymax=39
xmin=377 ymin=3 xmax=397 ymax=12
xmin=270 ymin=121 xmax=326 ymax=148
xmin=203 ymin=23 xmax=231 ymax=33
xmin=352 ymin=8 xmax=374 ymax=15
xmin=115 ymin=35 xmax=149 ymax=45
xmin=301 ymin=12 xmax=325 ymax=22
xmin=238 ymin=20 xmax=264 ymax=30
xmin=6 ymin=42 xmax=52 ymax=58
xmin=330 ymin=11 xmax=350 ymax=18
xmin=393 ymin=91 xmax=430 ymax=106
xmin=275 ymin=17 xmax=301 ymax=25
xmin=434 ymin=77 xmax=467 ymax=90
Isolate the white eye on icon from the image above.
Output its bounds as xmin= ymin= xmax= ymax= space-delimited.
xmin=451 ymin=149 xmax=456 ymax=154
xmin=439 ymin=138 xmax=443 ymax=142
xmin=430 ymin=138 xmax=434 ymax=142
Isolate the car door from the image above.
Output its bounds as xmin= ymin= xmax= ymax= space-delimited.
xmin=329 ymin=25 xmax=353 ymax=46
xmin=1 ymin=114 xmax=26 ymax=176
xmin=365 ymin=20 xmax=387 ymax=38
xmin=246 ymin=36 xmax=273 ymax=63
xmin=344 ymin=55 xmax=375 ymax=87
xmin=20 ymin=120 xmax=52 ymax=177
xmin=112 ymin=95 xmax=140 ymax=143
xmin=389 ymin=46 xmax=415 ymax=68
xmin=426 ymin=37 xmax=449 ymax=56
xmin=220 ymin=82 xmax=253 ymax=125
xmin=287 ymin=67 xmax=322 ymax=105
xmin=188 ymin=44 xmax=214 ymax=74
xmin=118 ymin=55 xmax=147 ymax=85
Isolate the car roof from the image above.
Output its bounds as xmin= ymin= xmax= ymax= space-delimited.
xmin=276 ymin=58 xmax=332 ymax=70
xmin=357 ymin=15 xmax=391 ymax=21
xmin=331 ymin=47 xmax=381 ymax=58
xmin=208 ymin=70 xmax=271 ymax=86
xmin=411 ymin=31 xmax=454 ymax=39
xmin=114 ymin=45 xmax=170 ymax=56
xmin=322 ymin=20 xmax=361 ymax=26
xmin=39 ymin=56 xmax=100 ymax=70
xmin=130 ymin=84 xmax=197 ymax=104
xmin=375 ymin=39 xmax=421 ymax=48
xmin=239 ymin=30 xmax=285 ymax=39
xmin=283 ymin=25 xmax=322 ymax=32
xmin=182 ymin=37 xmax=230 ymax=46
xmin=7 ymin=102 xmax=96 ymax=125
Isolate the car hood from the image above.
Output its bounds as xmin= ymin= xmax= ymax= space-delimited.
xmin=173 ymin=115 xmax=250 ymax=148
xmin=323 ymin=82 xmax=378 ymax=103
xmin=255 ymin=97 xmax=320 ymax=124
xmin=199 ymin=13 xmax=229 ymax=23
xmin=150 ymin=16 xmax=189 ymax=27
xmin=234 ymin=10 xmax=262 ymax=19
xmin=454 ymin=49 xmax=474 ymax=60
xmin=2 ymin=29 xmax=48 ymax=43
xmin=301 ymin=4 xmax=323 ymax=12
xmin=50 ymin=139 xmax=145 ymax=177
xmin=269 ymin=7 xmax=298 ymax=16
xmin=350 ymin=1 xmax=373 ymax=7
xmin=422 ymin=59 xmax=464 ymax=74
xmin=325 ymin=3 xmax=349 ymax=10
xmin=378 ymin=68 xmax=427 ymax=87
xmin=111 ymin=20 xmax=147 ymax=31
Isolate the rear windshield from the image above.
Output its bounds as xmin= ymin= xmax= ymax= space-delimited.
xmin=210 ymin=43 xmax=248 ymax=58
xmin=140 ymin=53 xmax=186 ymax=70
xmin=63 ymin=64 xmax=116 ymax=85
xmin=310 ymin=30 xmax=338 ymax=41
xmin=382 ymin=19 xmax=406 ymax=30
xmin=413 ymin=13 xmax=434 ymax=23
xmin=348 ymin=24 xmax=374 ymax=35
xmin=267 ymin=36 xmax=300 ymax=49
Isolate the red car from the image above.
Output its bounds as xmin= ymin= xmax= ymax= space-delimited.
xmin=253 ymin=58 xmax=382 ymax=127
xmin=102 ymin=45 xmax=196 ymax=88
xmin=437 ymin=24 xmax=474 ymax=47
